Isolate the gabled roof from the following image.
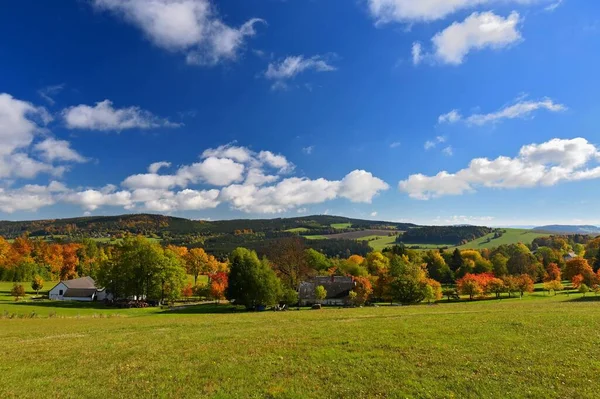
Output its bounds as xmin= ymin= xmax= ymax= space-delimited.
xmin=63 ymin=276 xmax=97 ymax=289
xmin=63 ymin=288 xmax=97 ymax=298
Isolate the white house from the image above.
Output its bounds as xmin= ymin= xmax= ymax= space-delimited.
xmin=49 ymin=276 xmax=110 ymax=302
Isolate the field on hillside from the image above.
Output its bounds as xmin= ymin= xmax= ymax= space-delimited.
xmin=457 ymin=228 xmax=551 ymax=250
xmin=1 ymin=293 xmax=600 ymax=398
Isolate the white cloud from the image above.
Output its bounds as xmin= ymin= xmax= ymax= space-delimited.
xmin=258 ymin=151 xmax=294 ymax=173
xmin=367 ymin=0 xmax=549 ymax=23
xmin=430 ymin=11 xmax=522 ymax=65
xmin=399 ymin=137 xmax=600 ymax=200
xmin=93 ymin=0 xmax=264 ymax=66
xmin=438 ymin=110 xmax=462 ymax=124
xmin=178 ymin=157 xmax=246 ymax=186
xmin=219 ymin=170 xmax=388 ymax=214
xmin=390 ymin=142 xmax=401 ymax=149
xmin=63 ymin=100 xmax=179 ymax=131
xmin=38 ymin=84 xmax=65 ymax=106
xmin=411 ymin=42 xmax=423 ymax=65
xmin=371 ymin=211 xmax=378 ymax=217
xmin=245 ymin=168 xmax=279 ymax=186
xmin=425 ymin=136 xmax=446 ymax=150
xmin=302 ymin=145 xmax=315 ymax=155
xmin=201 ymin=143 xmax=253 ymax=163
xmin=338 ymin=170 xmax=390 ymax=203
xmin=0 ymin=93 xmax=81 ymax=180
xmin=148 ymin=161 xmax=171 ymax=174
xmin=545 ymin=0 xmax=563 ymax=12
xmin=0 ymin=183 xmax=62 ymax=213
xmin=297 ymin=207 xmax=308 ymax=214
xmin=465 ymin=98 xmax=566 ymax=125
xmin=34 ymin=138 xmax=87 ymax=163
xmin=64 ymin=188 xmax=134 ymax=211
xmin=265 ymin=55 xmax=336 ymax=89
xmin=442 ymin=146 xmax=454 ymax=156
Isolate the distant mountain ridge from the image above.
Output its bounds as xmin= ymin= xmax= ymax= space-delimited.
xmin=0 ymin=214 xmax=417 ymax=239
xmin=533 ymin=225 xmax=600 ymax=234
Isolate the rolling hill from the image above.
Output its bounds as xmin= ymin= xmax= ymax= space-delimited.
xmin=533 ymin=225 xmax=600 ymax=234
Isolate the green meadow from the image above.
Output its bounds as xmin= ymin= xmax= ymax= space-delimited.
xmin=1 ymin=284 xmax=599 ymax=398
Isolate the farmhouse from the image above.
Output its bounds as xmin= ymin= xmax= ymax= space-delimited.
xmin=49 ymin=277 xmax=110 ymax=302
xmin=299 ymin=276 xmax=356 ymax=306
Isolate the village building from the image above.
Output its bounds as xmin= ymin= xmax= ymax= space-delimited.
xmin=298 ymin=276 xmax=356 ymax=306
xmin=48 ymin=276 xmax=111 ymax=302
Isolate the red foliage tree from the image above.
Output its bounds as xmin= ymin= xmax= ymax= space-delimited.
xmin=209 ymin=272 xmax=228 ymax=302
xmin=544 ymin=263 xmax=561 ymax=282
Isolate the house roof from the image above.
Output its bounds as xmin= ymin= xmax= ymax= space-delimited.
xmin=63 ymin=276 xmax=97 ymax=289
xmin=63 ymin=288 xmax=97 ymax=298
xmin=299 ymin=276 xmax=355 ymax=300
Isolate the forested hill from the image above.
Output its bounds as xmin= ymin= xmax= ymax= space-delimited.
xmin=0 ymin=214 xmax=416 ymax=239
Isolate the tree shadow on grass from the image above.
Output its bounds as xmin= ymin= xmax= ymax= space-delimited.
xmin=158 ymin=303 xmax=246 ymax=315
xmin=4 ymin=300 xmax=113 ymax=310
xmin=565 ymin=295 xmax=600 ymax=303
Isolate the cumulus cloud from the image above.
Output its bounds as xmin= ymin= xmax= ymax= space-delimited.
xmin=442 ymin=146 xmax=454 ymax=156
xmin=411 ymin=42 xmax=423 ymax=65
xmin=430 ymin=11 xmax=522 ymax=65
xmin=0 ymin=93 xmax=81 ymax=180
xmin=148 ymin=161 xmax=171 ymax=174
xmin=265 ymin=55 xmax=336 ymax=89
xmin=93 ymin=0 xmax=264 ymax=66
xmin=367 ymin=0 xmax=549 ymax=23
xmin=34 ymin=138 xmax=87 ymax=163
xmin=0 ymin=183 xmax=66 ymax=213
xmin=399 ymin=138 xmax=600 ymax=200
xmin=63 ymin=100 xmax=180 ymax=131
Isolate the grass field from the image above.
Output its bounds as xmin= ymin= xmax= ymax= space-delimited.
xmin=331 ymin=223 xmax=352 ymax=229
xmin=365 ymin=235 xmax=398 ymax=251
xmin=284 ymin=227 xmax=310 ymax=233
xmin=457 ymin=228 xmax=551 ymax=250
xmin=303 ymin=235 xmax=328 ymax=240
xmin=1 ymin=291 xmax=600 ymax=398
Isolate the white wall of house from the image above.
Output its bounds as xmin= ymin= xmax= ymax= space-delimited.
xmin=48 ymin=282 xmax=68 ymax=301
xmin=65 ymin=295 xmax=95 ymax=302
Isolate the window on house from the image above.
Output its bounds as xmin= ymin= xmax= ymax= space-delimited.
xmin=59 ymin=290 xmax=63 ymax=295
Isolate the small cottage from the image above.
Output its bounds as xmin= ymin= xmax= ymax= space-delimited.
xmin=49 ymin=276 xmax=110 ymax=302
xmin=298 ymin=276 xmax=356 ymax=306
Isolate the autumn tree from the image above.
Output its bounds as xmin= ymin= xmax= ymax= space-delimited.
xmin=352 ymin=276 xmax=373 ymax=305
xmin=544 ymin=263 xmax=561 ymax=282
xmin=543 ymin=280 xmax=564 ymax=296
xmin=11 ymin=284 xmax=25 ymax=301
xmin=209 ymin=272 xmax=228 ymax=303
xmin=185 ymin=248 xmax=209 ymax=285
xmin=571 ymin=274 xmax=584 ymax=289
xmin=457 ymin=274 xmax=483 ymax=300
xmin=364 ymin=252 xmax=389 ymax=275
xmin=424 ymin=278 xmax=442 ymax=303
xmin=487 ymin=278 xmax=506 ymax=298
xmin=31 ymin=275 xmax=44 ymax=295
xmin=564 ymin=258 xmax=595 ymax=286
xmin=515 ymin=274 xmax=534 ymax=298
xmin=267 ymin=237 xmax=311 ymax=290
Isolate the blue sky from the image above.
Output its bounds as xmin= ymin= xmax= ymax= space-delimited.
xmin=0 ymin=0 xmax=599 ymax=226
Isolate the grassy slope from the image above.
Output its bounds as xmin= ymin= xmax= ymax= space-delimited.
xmin=1 ymin=294 xmax=600 ymax=398
xmin=457 ymin=228 xmax=550 ymax=250
xmin=331 ymin=223 xmax=352 ymax=229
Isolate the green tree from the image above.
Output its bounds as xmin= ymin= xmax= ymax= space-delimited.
xmin=227 ymin=248 xmax=282 ymax=310
xmin=281 ymin=288 xmax=299 ymax=306
xmin=304 ymin=249 xmax=331 ymax=272
xmin=389 ymin=262 xmax=428 ymax=304
xmin=449 ymin=248 xmax=464 ymax=272
xmin=31 ymin=275 xmax=44 ymax=295
xmin=579 ymin=284 xmax=589 ymax=297
xmin=491 ymin=253 xmax=509 ymax=277
xmin=315 ymin=285 xmax=327 ymax=304
xmin=424 ymin=251 xmax=453 ymax=283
